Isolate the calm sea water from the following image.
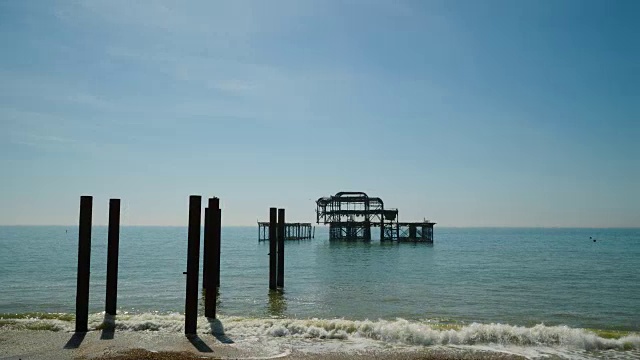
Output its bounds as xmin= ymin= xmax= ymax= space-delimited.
xmin=1 ymin=226 xmax=638 ymax=332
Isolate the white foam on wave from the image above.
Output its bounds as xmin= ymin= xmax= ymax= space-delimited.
xmin=217 ymin=317 xmax=639 ymax=351
xmin=2 ymin=313 xmax=639 ymax=358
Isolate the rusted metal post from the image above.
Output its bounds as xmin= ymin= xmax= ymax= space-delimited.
xmin=269 ymin=208 xmax=277 ymax=290
xmin=75 ymin=196 xmax=92 ymax=332
xmin=277 ymin=208 xmax=285 ymax=288
xmin=105 ymin=198 xmax=120 ymax=316
xmin=184 ymin=195 xmax=201 ymax=335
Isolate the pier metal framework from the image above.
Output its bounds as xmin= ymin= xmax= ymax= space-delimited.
xmin=315 ymin=192 xmax=401 ymax=241
xmin=397 ymin=221 xmax=436 ymax=242
xmin=316 ymin=191 xmax=435 ymax=242
xmin=258 ymin=222 xmax=314 ymax=241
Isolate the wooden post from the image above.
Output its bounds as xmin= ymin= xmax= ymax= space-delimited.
xmin=203 ymin=198 xmax=220 ymax=319
xmin=269 ymin=208 xmax=277 ymax=290
xmin=214 ymin=203 xmax=221 ymax=289
xmin=105 ymin=198 xmax=120 ymax=316
xmin=75 ymin=196 xmax=92 ymax=333
xmin=277 ymin=208 xmax=285 ymax=288
xmin=203 ymin=208 xmax=210 ymax=289
xmin=203 ymin=207 xmax=212 ymax=312
xmin=184 ymin=195 xmax=201 ymax=335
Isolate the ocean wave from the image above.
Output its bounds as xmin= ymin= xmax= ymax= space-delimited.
xmin=1 ymin=312 xmax=638 ymax=352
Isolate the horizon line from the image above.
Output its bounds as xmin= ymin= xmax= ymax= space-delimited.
xmin=0 ymin=224 xmax=638 ymax=229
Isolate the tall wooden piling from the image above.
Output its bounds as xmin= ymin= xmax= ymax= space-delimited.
xmin=277 ymin=208 xmax=285 ymax=288
xmin=269 ymin=208 xmax=277 ymax=290
xmin=202 ymin=207 xmax=211 ymax=289
xmin=184 ymin=195 xmax=201 ymax=335
xmin=105 ymin=198 xmax=120 ymax=316
xmin=203 ymin=208 xmax=213 ymax=317
xmin=75 ymin=196 xmax=92 ymax=333
xmin=214 ymin=204 xmax=221 ymax=289
xmin=204 ymin=197 xmax=220 ymax=318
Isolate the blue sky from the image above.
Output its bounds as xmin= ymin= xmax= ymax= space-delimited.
xmin=1 ymin=0 xmax=638 ymax=227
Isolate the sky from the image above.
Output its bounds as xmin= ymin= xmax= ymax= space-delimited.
xmin=1 ymin=0 xmax=638 ymax=227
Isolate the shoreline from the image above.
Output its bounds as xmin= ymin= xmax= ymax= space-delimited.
xmin=0 ymin=329 xmax=528 ymax=360
xmin=1 ymin=315 xmax=639 ymax=360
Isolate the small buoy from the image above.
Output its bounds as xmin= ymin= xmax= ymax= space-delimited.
xmin=593 ymin=239 xmax=596 ymax=242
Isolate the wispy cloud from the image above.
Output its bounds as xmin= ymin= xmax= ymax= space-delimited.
xmin=1 ymin=70 xmax=116 ymax=111
xmin=55 ymin=0 xmax=321 ymax=41
xmin=8 ymin=130 xmax=82 ymax=150
xmin=13 ymin=132 xmax=72 ymax=145
xmin=6 ymin=128 xmax=129 ymax=157
xmin=209 ymin=79 xmax=257 ymax=93
xmin=65 ymin=93 xmax=114 ymax=109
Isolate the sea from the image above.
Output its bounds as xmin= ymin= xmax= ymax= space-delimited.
xmin=1 ymin=226 xmax=639 ymax=359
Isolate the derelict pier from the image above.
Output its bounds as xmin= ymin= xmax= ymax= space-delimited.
xmin=316 ymin=191 xmax=435 ymax=242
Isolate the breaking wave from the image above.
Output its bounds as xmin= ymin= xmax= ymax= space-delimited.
xmin=2 ymin=312 xmax=639 ymax=357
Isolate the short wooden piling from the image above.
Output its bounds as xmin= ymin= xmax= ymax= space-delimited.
xmin=184 ymin=195 xmax=201 ymax=335
xmin=75 ymin=196 xmax=92 ymax=333
xmin=105 ymin=198 xmax=120 ymax=316
xmin=277 ymin=208 xmax=285 ymax=288
xmin=269 ymin=208 xmax=277 ymax=290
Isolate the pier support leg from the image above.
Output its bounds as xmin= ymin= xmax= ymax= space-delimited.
xmin=184 ymin=195 xmax=201 ymax=335
xmin=75 ymin=196 xmax=92 ymax=333
xmin=214 ymin=205 xmax=221 ymax=289
xmin=203 ymin=208 xmax=210 ymax=290
xmin=269 ymin=208 xmax=277 ymax=290
xmin=204 ymin=197 xmax=221 ymax=318
xmin=277 ymin=209 xmax=285 ymax=288
xmin=105 ymin=199 xmax=120 ymax=316
xmin=409 ymin=225 xmax=416 ymax=240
